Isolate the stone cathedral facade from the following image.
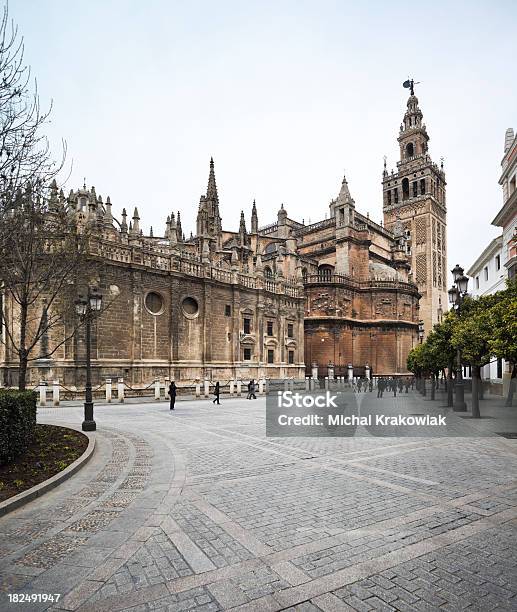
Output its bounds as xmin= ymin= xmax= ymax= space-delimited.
xmin=0 ymin=88 xmax=446 ymax=387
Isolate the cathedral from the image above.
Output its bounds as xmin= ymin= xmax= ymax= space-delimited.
xmin=0 ymin=87 xmax=446 ymax=387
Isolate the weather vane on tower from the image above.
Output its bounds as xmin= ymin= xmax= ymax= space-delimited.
xmin=402 ymin=78 xmax=421 ymax=95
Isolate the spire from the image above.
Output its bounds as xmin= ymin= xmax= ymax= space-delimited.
xmin=120 ymin=208 xmax=128 ymax=234
xmin=504 ymin=128 xmax=515 ymax=153
xmin=239 ymin=210 xmax=246 ymax=234
xmin=176 ymin=211 xmax=182 ymax=242
xmin=131 ymin=207 xmax=140 ymax=235
xmin=104 ymin=196 xmax=113 ymax=226
xmin=165 ymin=215 xmax=171 ymax=239
xmin=251 ymin=199 xmax=258 ymax=233
xmin=149 ymin=226 xmax=154 ymax=238
xmin=336 ymin=172 xmax=355 ymax=207
xmin=207 ymin=157 xmax=218 ymax=202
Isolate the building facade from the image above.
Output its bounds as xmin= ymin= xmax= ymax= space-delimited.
xmin=467 ymin=235 xmax=505 ymax=386
xmin=1 ymin=89 xmax=448 ymax=387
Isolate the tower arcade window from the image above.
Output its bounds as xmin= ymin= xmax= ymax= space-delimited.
xmin=420 ymin=178 xmax=426 ymax=195
xmin=402 ymin=178 xmax=410 ymax=200
xmin=393 ymin=187 xmax=399 ymax=204
xmin=412 ymin=182 xmax=418 ymax=198
xmin=387 ymin=190 xmax=392 ymax=205
xmin=405 ymin=143 xmax=414 ymax=158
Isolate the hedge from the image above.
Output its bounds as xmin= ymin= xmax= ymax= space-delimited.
xmin=0 ymin=390 xmax=37 ymax=466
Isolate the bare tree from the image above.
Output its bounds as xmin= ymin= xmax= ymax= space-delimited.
xmin=0 ymin=4 xmax=99 ymax=390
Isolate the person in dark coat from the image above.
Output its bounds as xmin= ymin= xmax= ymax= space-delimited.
xmin=377 ymin=378 xmax=385 ymax=398
xmin=213 ymin=381 xmax=220 ymax=405
xmin=248 ymin=379 xmax=257 ymax=400
xmin=169 ymin=381 xmax=177 ymax=410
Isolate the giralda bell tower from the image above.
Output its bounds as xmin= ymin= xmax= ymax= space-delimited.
xmin=382 ymin=81 xmax=447 ymax=338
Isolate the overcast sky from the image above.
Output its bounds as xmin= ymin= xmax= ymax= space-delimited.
xmin=11 ymin=0 xmax=517 ymax=278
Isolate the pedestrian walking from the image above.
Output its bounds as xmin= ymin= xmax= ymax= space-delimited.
xmin=169 ymin=381 xmax=177 ymax=410
xmin=212 ymin=381 xmax=220 ymax=405
xmin=248 ymin=379 xmax=257 ymax=399
xmin=377 ymin=378 xmax=385 ymax=398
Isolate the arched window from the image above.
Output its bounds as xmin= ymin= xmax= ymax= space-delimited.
xmin=405 ymin=143 xmax=414 ymax=158
xmin=412 ymin=182 xmax=418 ymax=198
xmin=301 ymin=268 xmax=307 ymax=282
xmin=402 ymin=178 xmax=410 ymax=200
xmin=264 ymin=266 xmax=273 ymax=279
xmin=393 ymin=187 xmax=399 ymax=204
xmin=318 ymin=265 xmax=334 ymax=282
xmin=420 ymin=179 xmax=426 ymax=195
xmin=387 ymin=190 xmax=392 ymax=206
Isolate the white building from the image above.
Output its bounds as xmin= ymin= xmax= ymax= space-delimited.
xmin=493 ymin=127 xmax=517 ymax=281
xmin=467 ymin=235 xmax=505 ymax=385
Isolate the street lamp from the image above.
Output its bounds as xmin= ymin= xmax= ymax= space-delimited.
xmin=75 ymin=287 xmax=103 ymax=431
xmin=448 ymin=266 xmax=469 ymax=411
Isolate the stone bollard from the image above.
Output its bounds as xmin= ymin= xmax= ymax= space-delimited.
xmin=324 ymin=376 xmax=329 ymax=390
xmin=348 ymin=364 xmax=354 ymax=384
xmin=305 ymin=377 xmax=310 ymax=391
xmin=39 ymin=381 xmax=47 ymax=407
xmin=284 ymin=379 xmax=288 ymax=391
xmin=204 ymin=379 xmax=210 ymax=398
xmin=311 ymin=362 xmax=318 ymax=381
xmin=106 ymin=378 xmax=112 ymax=403
xmin=259 ymin=378 xmax=264 ymax=395
xmin=236 ymin=380 xmax=242 ymax=396
xmin=118 ymin=378 xmax=125 ymax=403
xmin=52 ymin=380 xmax=60 ymax=406
xmin=154 ymin=379 xmax=161 ymax=401
xmin=229 ymin=380 xmax=234 ymax=395
xmin=195 ymin=380 xmax=201 ymax=397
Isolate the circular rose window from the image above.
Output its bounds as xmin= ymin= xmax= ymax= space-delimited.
xmin=145 ymin=291 xmax=164 ymax=315
xmin=182 ymin=296 xmax=199 ymax=317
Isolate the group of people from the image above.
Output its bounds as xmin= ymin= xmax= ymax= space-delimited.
xmin=167 ymin=379 xmax=258 ymax=410
xmin=376 ymin=376 xmax=414 ymax=398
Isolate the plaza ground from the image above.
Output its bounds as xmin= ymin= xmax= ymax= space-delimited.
xmin=0 ymin=391 xmax=516 ymax=611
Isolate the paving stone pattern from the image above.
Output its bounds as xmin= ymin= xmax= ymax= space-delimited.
xmin=0 ymin=394 xmax=516 ymax=611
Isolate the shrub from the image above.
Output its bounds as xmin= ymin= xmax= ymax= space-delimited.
xmin=0 ymin=390 xmax=37 ymax=466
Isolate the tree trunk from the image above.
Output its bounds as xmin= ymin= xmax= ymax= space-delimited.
xmin=430 ymin=374 xmax=435 ymax=400
xmin=18 ymin=302 xmax=29 ymax=391
xmin=506 ymin=363 xmax=516 ymax=407
xmin=447 ymin=361 xmax=454 ymax=407
xmin=479 ymin=367 xmax=485 ymax=400
xmin=471 ymin=365 xmax=481 ymax=418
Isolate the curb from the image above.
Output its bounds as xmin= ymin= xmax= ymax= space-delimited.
xmin=0 ymin=427 xmax=96 ymax=518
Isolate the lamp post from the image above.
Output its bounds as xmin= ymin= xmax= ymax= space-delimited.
xmin=75 ymin=287 xmax=103 ymax=431
xmin=449 ymin=265 xmax=469 ymax=412
xmin=417 ymin=320 xmax=425 ymax=395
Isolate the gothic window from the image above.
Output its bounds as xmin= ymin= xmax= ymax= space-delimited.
xmin=318 ymin=265 xmax=334 ymax=282
xmin=405 ymin=143 xmax=414 ymax=158
xmin=393 ymin=188 xmax=399 ymax=204
xmin=264 ymin=266 xmax=273 ymax=279
xmin=387 ymin=190 xmax=392 ymax=205
xmin=402 ymin=178 xmax=410 ymax=201
xmin=301 ymin=268 xmax=307 ymax=282
xmin=420 ymin=178 xmax=425 ymax=195
xmin=412 ymin=182 xmax=418 ymax=198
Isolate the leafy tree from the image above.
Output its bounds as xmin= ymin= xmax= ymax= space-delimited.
xmin=488 ymin=279 xmax=517 ymax=406
xmin=451 ymin=294 xmax=498 ymax=418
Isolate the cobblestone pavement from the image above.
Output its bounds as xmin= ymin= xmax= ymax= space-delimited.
xmin=1 ymin=392 xmax=517 ymax=611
